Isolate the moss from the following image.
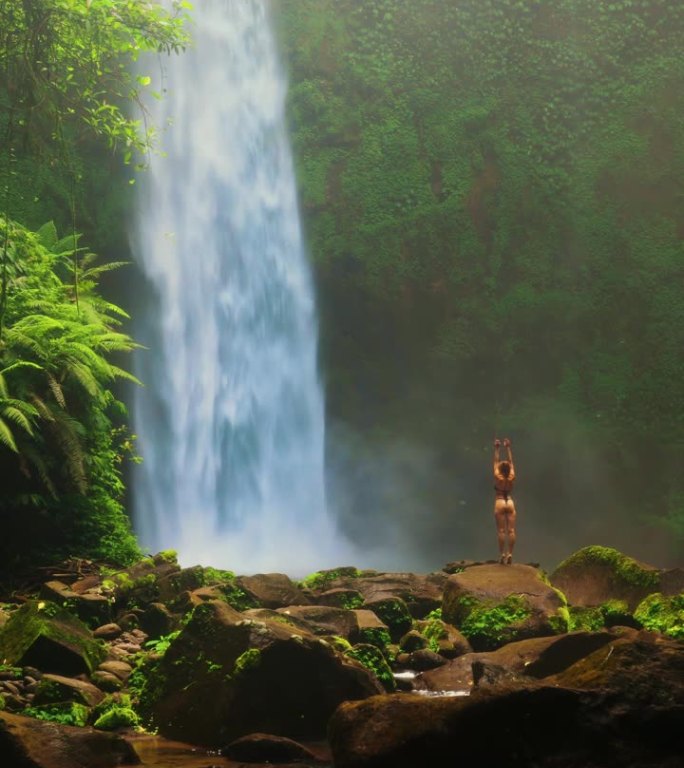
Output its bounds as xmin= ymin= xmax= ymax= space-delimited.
xmin=339 ymin=593 xmax=364 ymax=610
xmin=556 ymin=546 xmax=660 ymax=591
xmin=154 ymin=550 xmax=178 ymax=565
xmin=325 ymin=635 xmax=353 ymax=652
xmin=634 ymin=593 xmax=684 ymax=640
xmin=357 ymin=627 xmax=392 ymax=650
xmin=0 ymin=600 xmax=106 ymax=673
xmin=233 ymin=648 xmax=261 ymax=677
xmin=420 ymin=618 xmax=448 ymax=652
xmin=200 ymin=566 xmax=237 ymax=586
xmin=600 ymin=599 xmax=633 ymax=627
xmin=218 ymin=582 xmax=258 ymax=612
xmin=24 ymin=702 xmax=90 ymax=727
xmin=345 ymin=644 xmax=396 ymax=692
xmin=368 ymin=598 xmax=412 ymax=638
xmin=299 ymin=567 xmax=361 ymax=590
xmin=459 ymin=595 xmax=532 ymax=650
xmin=549 ymin=606 xmax=571 ymax=634
xmin=569 ymin=606 xmax=605 ymax=632
xmin=93 ymin=705 xmax=140 ymax=730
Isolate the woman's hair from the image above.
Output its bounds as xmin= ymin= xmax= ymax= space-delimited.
xmin=498 ymin=461 xmax=511 ymax=477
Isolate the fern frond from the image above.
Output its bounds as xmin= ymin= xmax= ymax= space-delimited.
xmin=0 ymin=419 xmax=18 ymax=452
xmin=47 ymin=373 xmax=67 ymax=408
xmin=1 ymin=405 xmax=35 ymax=435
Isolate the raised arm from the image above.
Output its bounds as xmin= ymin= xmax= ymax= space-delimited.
xmin=503 ymin=438 xmax=515 ymax=479
xmin=493 ymin=438 xmax=501 ymax=475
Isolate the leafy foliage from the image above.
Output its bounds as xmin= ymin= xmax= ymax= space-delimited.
xmin=0 ymin=217 xmax=140 ymax=572
xmin=275 ymin=0 xmax=684 ymax=560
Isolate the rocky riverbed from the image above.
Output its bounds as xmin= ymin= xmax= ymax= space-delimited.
xmin=0 ymin=545 xmax=681 ymax=767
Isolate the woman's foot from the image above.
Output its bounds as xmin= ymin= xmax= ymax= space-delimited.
xmin=499 ymin=554 xmax=507 ymax=564
xmin=505 ymin=554 xmax=513 ymax=565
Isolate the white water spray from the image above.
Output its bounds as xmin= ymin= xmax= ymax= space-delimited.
xmin=131 ymin=0 xmax=343 ymax=574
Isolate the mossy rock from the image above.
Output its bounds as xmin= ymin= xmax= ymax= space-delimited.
xmin=634 ymin=593 xmax=684 ymax=640
xmin=345 ymin=643 xmax=396 ymax=692
xmin=362 ymin=597 xmax=412 ymax=642
xmin=0 ymin=601 xmax=105 ymax=676
xmin=442 ymin=564 xmax=568 ymax=651
xmin=93 ymin=705 xmax=140 ymax=730
xmin=550 ymin=546 xmax=660 ymax=611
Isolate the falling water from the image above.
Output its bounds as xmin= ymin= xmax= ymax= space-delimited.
xmin=131 ymin=0 xmax=339 ymax=574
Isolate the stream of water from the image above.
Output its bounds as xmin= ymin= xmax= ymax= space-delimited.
xmin=131 ymin=0 xmax=339 ymax=574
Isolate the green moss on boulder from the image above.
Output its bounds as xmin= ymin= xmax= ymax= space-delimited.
xmin=345 ymin=644 xmax=396 ymax=692
xmin=634 ymin=593 xmax=684 ymax=640
xmin=0 ymin=601 xmax=105 ymax=675
xmin=551 ymin=547 xmax=660 ymax=611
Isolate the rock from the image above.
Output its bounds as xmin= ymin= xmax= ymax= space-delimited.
xmin=221 ymin=732 xmax=323 ymax=763
xmin=329 ymin=680 xmax=682 ymax=768
xmin=93 ymin=624 xmax=122 ymax=641
xmin=550 ymin=546 xmax=661 ymax=611
xmin=148 ymin=599 xmax=383 ymax=746
xmin=105 ymin=554 xmax=180 ymax=612
xmin=156 ymin=565 xmax=205 ymax=602
xmin=316 ymin=588 xmax=364 ymax=609
xmin=316 ymin=572 xmax=447 ymax=619
xmin=39 ymin=582 xmax=111 ymax=628
xmin=0 ymin=601 xmax=106 ymax=676
xmin=549 ymin=630 xmax=684 ymax=704
xmin=417 ymin=631 xmax=615 ymax=693
xmin=0 ymin=710 xmax=140 ymax=767
xmin=660 ymin=567 xmax=684 ymax=596
xmin=237 ymin=573 xmax=311 ymax=608
xmin=404 ymin=649 xmax=447 ymax=671
xmin=442 ymin=564 xmax=568 ymax=650
xmin=33 ymin=673 xmax=105 ymax=707
xmin=96 ymin=661 xmax=133 ymax=682
xmin=275 ymin=605 xmax=358 ymax=639
xmin=344 ymin=643 xmax=396 ymax=692
xmin=361 ymin=597 xmax=412 ymax=641
xmin=398 ymin=629 xmax=428 ymax=652
xmin=241 ymin=608 xmax=316 ymax=634
xmin=138 ymin=602 xmax=174 ymax=639
xmin=350 ymin=609 xmax=390 ymax=646
xmin=90 ymin=671 xmax=123 ymax=692
xmin=413 ymin=617 xmax=472 ymax=659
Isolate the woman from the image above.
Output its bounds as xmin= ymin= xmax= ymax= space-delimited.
xmin=493 ymin=437 xmax=516 ymax=565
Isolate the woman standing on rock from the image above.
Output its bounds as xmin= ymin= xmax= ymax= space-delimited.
xmin=493 ymin=437 xmax=516 ymax=564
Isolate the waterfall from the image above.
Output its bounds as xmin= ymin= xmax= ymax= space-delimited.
xmin=131 ymin=0 xmax=338 ymax=574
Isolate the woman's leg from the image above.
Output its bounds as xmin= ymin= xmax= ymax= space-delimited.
xmin=494 ymin=500 xmax=508 ymax=561
xmin=505 ymin=502 xmax=517 ymax=563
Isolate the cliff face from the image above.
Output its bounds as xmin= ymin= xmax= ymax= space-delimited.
xmin=274 ymin=0 xmax=684 ymax=568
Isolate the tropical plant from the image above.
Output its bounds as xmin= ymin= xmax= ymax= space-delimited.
xmin=0 ymin=215 xmax=141 ymax=571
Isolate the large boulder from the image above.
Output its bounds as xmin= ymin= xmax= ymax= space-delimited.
xmin=39 ymin=582 xmax=111 ymax=628
xmin=304 ymin=571 xmax=447 ymax=619
xmin=237 ymin=573 xmax=311 ymax=608
xmin=416 ymin=630 xmax=616 ymax=693
xmin=0 ymin=710 xmax=139 ymax=768
xmin=33 ymin=674 xmax=105 ymax=708
xmin=329 ymin=633 xmax=684 ymax=768
xmin=550 ymin=546 xmax=661 ymax=611
xmin=147 ymin=599 xmax=383 ymax=746
xmin=275 ymin=605 xmax=358 ymax=639
xmin=442 ymin=564 xmax=568 ymax=650
xmin=0 ymin=601 xmax=105 ymax=676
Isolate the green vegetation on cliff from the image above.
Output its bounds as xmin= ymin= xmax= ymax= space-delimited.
xmin=275 ymin=0 xmax=684 ymax=561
